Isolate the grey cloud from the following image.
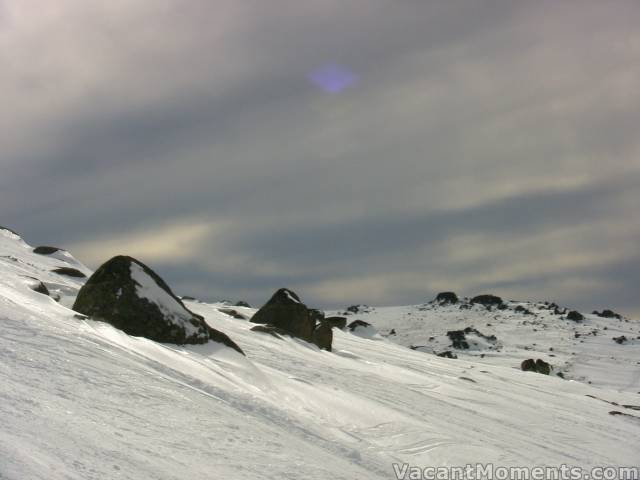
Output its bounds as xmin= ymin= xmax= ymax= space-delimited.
xmin=2 ymin=0 xmax=639 ymax=317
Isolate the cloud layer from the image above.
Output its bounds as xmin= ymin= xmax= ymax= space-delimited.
xmin=2 ymin=0 xmax=639 ymax=315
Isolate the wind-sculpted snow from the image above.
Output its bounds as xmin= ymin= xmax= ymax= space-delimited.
xmin=1 ymin=231 xmax=639 ymax=479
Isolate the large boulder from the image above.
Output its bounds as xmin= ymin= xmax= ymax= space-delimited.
xmin=73 ymin=256 xmax=243 ymax=353
xmin=250 ymin=288 xmax=316 ymax=343
xmin=470 ymin=294 xmax=503 ymax=307
xmin=435 ymin=291 xmax=458 ymax=305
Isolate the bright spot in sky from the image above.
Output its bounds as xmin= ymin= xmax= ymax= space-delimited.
xmin=308 ymin=63 xmax=358 ymax=93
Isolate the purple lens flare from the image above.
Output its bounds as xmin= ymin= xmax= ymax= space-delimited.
xmin=308 ymin=63 xmax=359 ymax=93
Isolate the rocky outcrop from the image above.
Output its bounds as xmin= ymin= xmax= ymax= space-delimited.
xmin=250 ymin=288 xmax=334 ymax=350
xmin=73 ymin=256 xmax=243 ymax=353
xmin=613 ymin=336 xmax=628 ymax=345
xmin=435 ymin=292 xmax=458 ymax=305
xmin=593 ymin=309 xmax=622 ymax=320
xmin=235 ymin=300 xmax=251 ymax=308
xmin=447 ymin=330 xmax=469 ymax=349
xmin=521 ymin=358 xmax=551 ymax=375
xmin=470 ymin=294 xmax=503 ymax=307
xmin=566 ymin=310 xmax=584 ymax=322
xmin=250 ymin=288 xmax=316 ymax=342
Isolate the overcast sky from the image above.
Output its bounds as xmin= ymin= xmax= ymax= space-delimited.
xmin=2 ymin=0 xmax=639 ymax=315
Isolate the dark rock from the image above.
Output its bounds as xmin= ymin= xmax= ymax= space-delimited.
xmin=388 ymin=328 xmax=396 ymax=336
xmin=308 ymin=308 xmax=325 ymax=324
xmin=459 ymin=304 xmax=471 ymax=310
xmin=250 ymin=288 xmax=320 ymax=346
xmin=73 ymin=255 xmax=243 ymax=353
xmin=218 ymin=308 xmax=247 ymax=320
xmin=181 ymin=296 xmax=197 ymax=301
xmin=323 ymin=316 xmax=347 ymax=329
xmin=566 ymin=310 xmax=584 ymax=322
xmin=593 ymin=309 xmax=622 ymax=320
xmin=613 ymin=336 xmax=628 ymax=345
xmin=33 ymin=246 xmax=62 ymax=255
xmin=347 ymin=320 xmax=371 ymax=331
xmin=312 ymin=323 xmax=333 ymax=351
xmin=435 ymin=291 xmax=458 ymax=305
xmin=521 ymin=359 xmax=536 ymax=372
xmin=32 ymin=282 xmax=49 ymax=296
xmin=447 ymin=330 xmax=470 ymax=350
xmin=470 ymin=294 xmax=503 ymax=307
xmin=514 ymin=305 xmax=533 ymax=315
xmin=535 ymin=359 xmax=551 ymax=375
xmin=52 ymin=267 xmax=86 ymax=278
xmin=557 ymin=372 xmax=565 ymax=379
xmin=235 ymin=300 xmax=251 ymax=308
xmin=74 ymin=314 xmax=88 ymax=320
xmin=458 ymin=377 xmax=476 ymax=383
xmin=437 ymin=351 xmax=457 ymax=359
xmin=521 ymin=358 xmax=551 ymax=375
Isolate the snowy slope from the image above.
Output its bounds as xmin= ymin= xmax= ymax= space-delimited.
xmin=1 ymin=228 xmax=640 ymax=479
xmin=329 ymin=300 xmax=640 ymax=394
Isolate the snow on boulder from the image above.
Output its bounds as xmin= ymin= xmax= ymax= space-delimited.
xmin=73 ymin=256 xmax=243 ymax=353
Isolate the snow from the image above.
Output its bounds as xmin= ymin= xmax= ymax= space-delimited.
xmin=1 ymin=230 xmax=640 ymax=479
xmin=329 ymin=301 xmax=640 ymax=394
xmin=283 ymin=288 xmax=300 ymax=304
xmin=129 ymin=261 xmax=202 ymax=337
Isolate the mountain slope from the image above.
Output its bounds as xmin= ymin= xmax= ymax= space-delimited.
xmin=329 ymin=299 xmax=640 ymax=394
xmin=1 ymin=228 xmax=639 ymax=479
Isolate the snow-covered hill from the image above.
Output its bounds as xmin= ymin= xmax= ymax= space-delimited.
xmin=1 ymin=227 xmax=639 ymax=479
xmin=330 ymin=299 xmax=640 ymax=394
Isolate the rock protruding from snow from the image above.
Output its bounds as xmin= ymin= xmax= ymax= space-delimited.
xmin=73 ymin=256 xmax=243 ymax=352
xmin=470 ymin=294 xmax=503 ymax=307
xmin=521 ymin=358 xmax=551 ymax=375
xmin=593 ymin=309 xmax=622 ymax=320
xmin=250 ymin=288 xmax=316 ymax=342
xmin=312 ymin=322 xmax=333 ymax=351
xmin=435 ymin=291 xmax=459 ymax=305
xmin=566 ymin=310 xmax=584 ymax=322
xmin=33 ymin=246 xmax=63 ymax=255
xmin=52 ymin=267 xmax=87 ymax=278
xmin=347 ymin=320 xmax=379 ymax=339
xmin=250 ymin=288 xmax=334 ymax=350
xmin=322 ymin=316 xmax=347 ymax=330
